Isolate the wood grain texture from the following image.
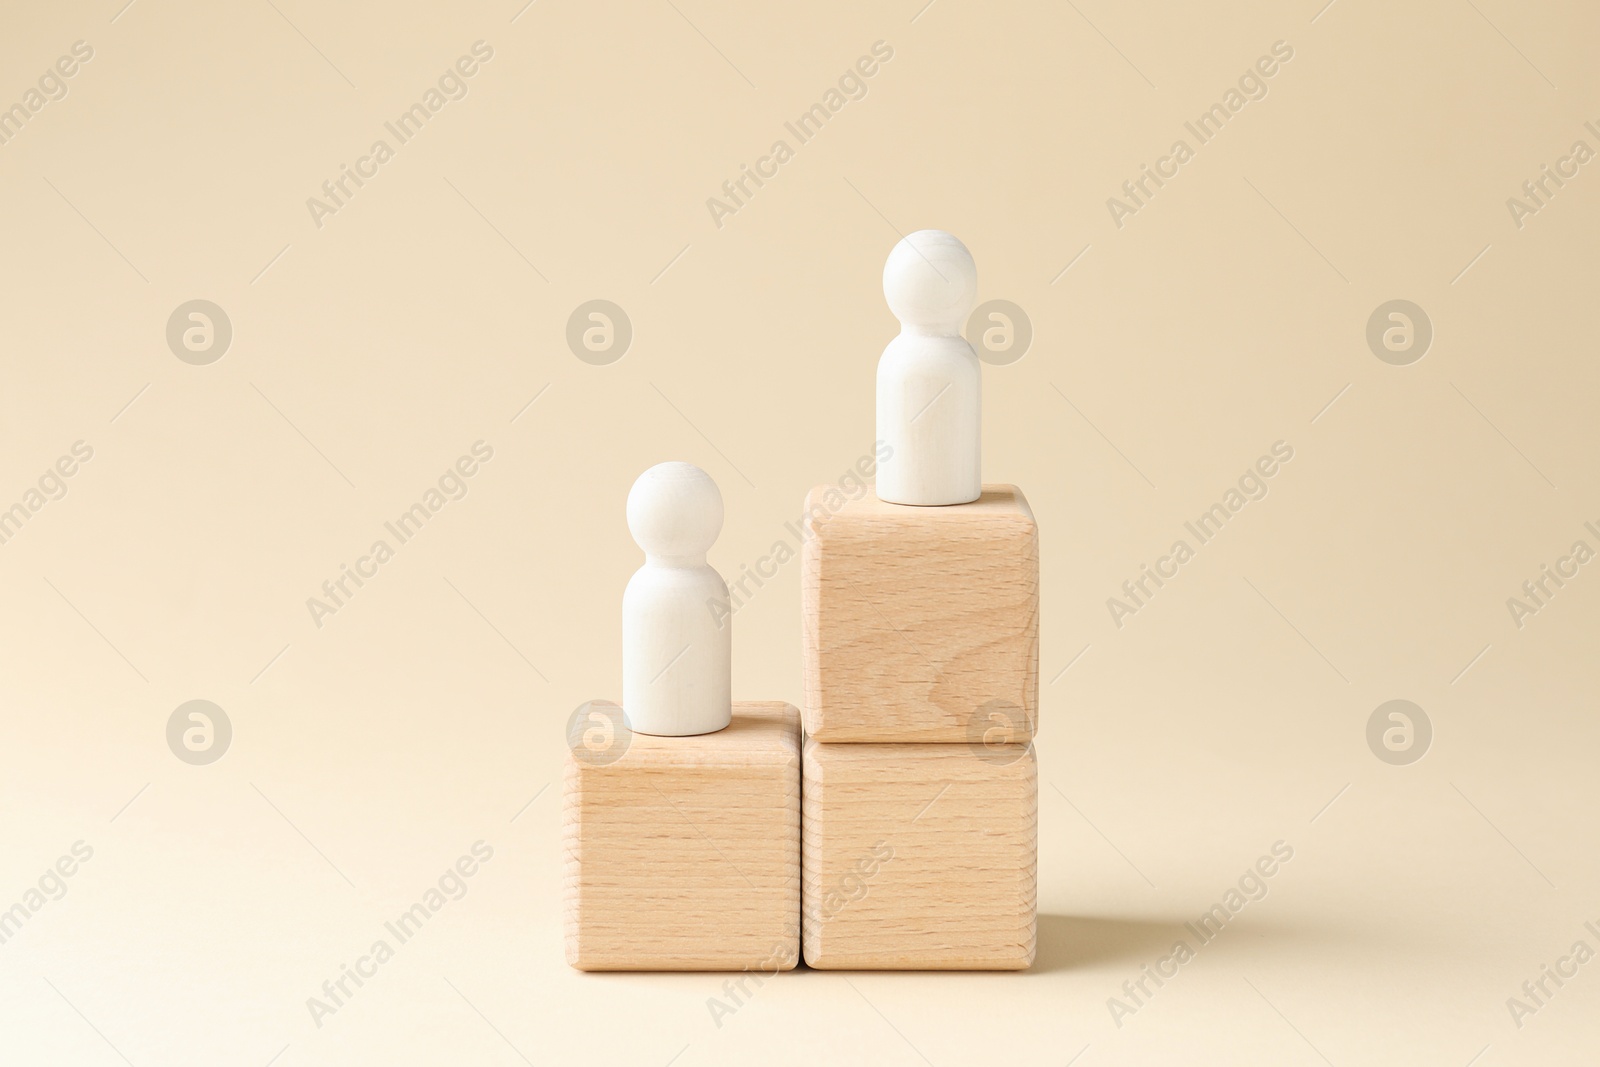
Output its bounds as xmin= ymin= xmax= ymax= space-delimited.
xmin=802 ymin=484 xmax=1039 ymax=743
xmin=801 ymin=739 xmax=1037 ymax=970
xmin=563 ymin=702 xmax=801 ymax=971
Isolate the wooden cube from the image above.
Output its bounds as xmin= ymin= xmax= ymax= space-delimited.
xmin=802 ymin=484 xmax=1039 ymax=743
xmin=563 ymin=701 xmax=801 ymax=971
xmin=801 ymin=738 xmax=1037 ymax=970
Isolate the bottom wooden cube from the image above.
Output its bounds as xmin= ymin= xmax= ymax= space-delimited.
xmin=802 ymin=738 xmax=1037 ymax=970
xmin=563 ymin=701 xmax=801 ymax=971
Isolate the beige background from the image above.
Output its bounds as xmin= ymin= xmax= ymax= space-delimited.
xmin=2 ymin=0 xmax=1598 ymax=1063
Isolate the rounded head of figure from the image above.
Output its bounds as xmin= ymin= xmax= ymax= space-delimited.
xmin=627 ymin=461 xmax=724 ymax=562
xmin=882 ymin=229 xmax=978 ymax=335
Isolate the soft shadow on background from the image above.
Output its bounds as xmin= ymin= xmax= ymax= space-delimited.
xmin=1031 ymin=914 xmax=1192 ymax=975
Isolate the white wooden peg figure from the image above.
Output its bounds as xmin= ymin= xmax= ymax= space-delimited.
xmin=622 ymin=462 xmax=733 ymax=736
xmin=875 ymin=230 xmax=982 ymax=506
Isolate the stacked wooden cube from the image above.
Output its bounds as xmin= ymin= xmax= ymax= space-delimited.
xmin=563 ymin=699 xmax=801 ymax=971
xmin=800 ymin=484 xmax=1039 ymax=969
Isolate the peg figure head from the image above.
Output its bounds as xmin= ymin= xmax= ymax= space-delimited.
xmin=627 ymin=461 xmax=724 ymax=562
xmin=882 ymin=229 xmax=978 ymax=335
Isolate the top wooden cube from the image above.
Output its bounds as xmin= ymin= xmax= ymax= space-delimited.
xmin=802 ymin=484 xmax=1039 ymax=743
